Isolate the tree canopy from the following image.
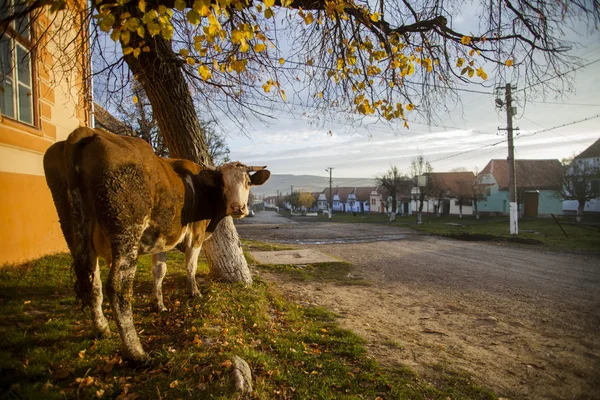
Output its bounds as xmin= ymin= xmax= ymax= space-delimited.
xmin=2 ymin=0 xmax=599 ymax=130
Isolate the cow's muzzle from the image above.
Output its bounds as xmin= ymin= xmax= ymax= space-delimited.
xmin=229 ymin=203 xmax=247 ymax=218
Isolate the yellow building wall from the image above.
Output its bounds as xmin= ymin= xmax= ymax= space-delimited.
xmin=0 ymin=6 xmax=89 ymax=265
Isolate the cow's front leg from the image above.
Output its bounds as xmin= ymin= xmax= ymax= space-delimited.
xmin=151 ymin=252 xmax=168 ymax=312
xmin=91 ymin=259 xmax=110 ymax=336
xmin=185 ymin=245 xmax=202 ymax=297
xmin=107 ymin=247 xmax=149 ymax=363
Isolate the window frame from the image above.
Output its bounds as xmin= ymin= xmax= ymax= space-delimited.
xmin=0 ymin=0 xmax=37 ymax=127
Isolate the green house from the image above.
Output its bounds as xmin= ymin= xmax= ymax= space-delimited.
xmin=474 ymin=159 xmax=563 ymax=217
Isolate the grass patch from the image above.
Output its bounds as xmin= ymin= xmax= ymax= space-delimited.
xmin=0 ymin=253 xmax=495 ymax=399
xmin=410 ymin=215 xmax=600 ymax=252
xmin=281 ymin=211 xmax=600 ymax=252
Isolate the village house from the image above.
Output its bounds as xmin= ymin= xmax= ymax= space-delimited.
xmin=318 ymin=187 xmax=376 ymax=213
xmin=417 ymin=171 xmax=476 ymax=217
xmin=376 ymin=181 xmax=413 ymax=215
xmin=1 ymin=2 xmax=91 ymax=264
xmin=562 ymin=138 xmax=600 ymax=215
xmin=473 ymin=159 xmax=563 ymax=217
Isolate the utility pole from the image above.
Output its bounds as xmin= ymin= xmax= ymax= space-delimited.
xmin=497 ymin=83 xmax=518 ymax=235
xmin=325 ymin=167 xmax=334 ymax=219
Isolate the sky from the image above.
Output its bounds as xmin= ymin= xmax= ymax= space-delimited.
xmin=222 ymin=10 xmax=600 ymax=183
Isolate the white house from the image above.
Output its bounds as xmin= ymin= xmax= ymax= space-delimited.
xmin=562 ymin=138 xmax=600 ymax=215
xmin=319 ymin=187 xmax=376 ymax=213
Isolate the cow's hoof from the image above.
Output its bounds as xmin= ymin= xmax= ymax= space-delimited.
xmin=155 ymin=304 xmax=168 ymax=313
xmin=122 ymin=351 xmax=151 ymax=367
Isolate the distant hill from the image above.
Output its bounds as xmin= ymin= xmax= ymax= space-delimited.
xmin=251 ymin=174 xmax=378 ymax=197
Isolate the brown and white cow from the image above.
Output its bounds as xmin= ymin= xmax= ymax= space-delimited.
xmin=43 ymin=127 xmax=269 ymax=362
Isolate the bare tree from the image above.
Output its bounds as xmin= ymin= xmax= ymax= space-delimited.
xmin=377 ymin=165 xmax=409 ymax=221
xmin=411 ymin=155 xmax=433 ymax=224
xmin=204 ymin=121 xmax=231 ymax=166
xmin=560 ymin=157 xmax=600 ymax=222
xmin=427 ymin=174 xmax=448 ymax=217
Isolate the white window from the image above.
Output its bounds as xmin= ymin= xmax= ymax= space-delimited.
xmin=0 ymin=0 xmax=34 ymax=125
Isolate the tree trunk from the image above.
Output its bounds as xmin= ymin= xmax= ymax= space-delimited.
xmin=125 ymin=35 xmax=252 ymax=284
xmin=577 ymin=201 xmax=584 ymax=222
xmin=473 ymin=199 xmax=480 ymax=220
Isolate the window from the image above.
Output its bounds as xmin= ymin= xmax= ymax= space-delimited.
xmin=0 ymin=0 xmax=34 ymax=125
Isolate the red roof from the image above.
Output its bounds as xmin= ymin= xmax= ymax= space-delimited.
xmin=321 ymin=187 xmax=377 ymax=202
xmin=478 ymin=159 xmax=562 ymax=191
xmin=575 ymin=138 xmax=600 ymax=159
xmin=428 ymin=172 xmax=475 ymax=197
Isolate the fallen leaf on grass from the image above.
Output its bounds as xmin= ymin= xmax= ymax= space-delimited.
xmin=75 ymin=376 xmax=94 ymax=388
xmin=169 ymin=380 xmax=180 ymax=388
xmin=24 ymin=300 xmax=31 ymax=305
xmin=78 ymin=350 xmax=86 ymax=359
xmin=220 ymin=360 xmax=232 ymax=368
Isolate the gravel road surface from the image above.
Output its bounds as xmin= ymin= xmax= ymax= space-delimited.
xmin=236 ymin=211 xmax=600 ymax=399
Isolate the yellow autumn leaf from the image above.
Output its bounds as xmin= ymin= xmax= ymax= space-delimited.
xmin=279 ymin=57 xmax=285 ymax=65
xmin=456 ymin=58 xmax=464 ymax=67
xmin=137 ymin=26 xmax=145 ymax=37
xmin=505 ymin=59 xmax=514 ymax=67
xmin=467 ymin=68 xmax=474 ymax=78
xmin=304 ymin=12 xmax=314 ymax=24
xmin=264 ymin=0 xmax=275 ymax=8
xmin=254 ymin=43 xmax=267 ymax=52
xmin=370 ymin=12 xmax=380 ymax=22
xmin=133 ymin=47 xmax=141 ymax=58
xmin=262 ymin=80 xmax=272 ymax=93
xmin=110 ymin=28 xmax=120 ymax=42
xmin=99 ymin=14 xmax=115 ymax=33
xmin=461 ymin=36 xmax=471 ymax=45
xmin=133 ymin=95 xmax=139 ymax=104
xmin=179 ymin=48 xmax=189 ymax=57
xmin=281 ymin=0 xmax=292 ymax=6
xmin=198 ymin=65 xmax=212 ymax=80
xmin=122 ymin=47 xmax=134 ymax=55
xmin=186 ymin=10 xmax=201 ymax=25
xmin=186 ymin=57 xmax=196 ymax=65
xmin=138 ymin=0 xmax=146 ymax=12
xmin=174 ymin=0 xmax=186 ymax=11
xmin=406 ymin=103 xmax=414 ymax=111
xmin=280 ymin=89 xmax=286 ymax=101
xmin=125 ymin=17 xmax=140 ymax=31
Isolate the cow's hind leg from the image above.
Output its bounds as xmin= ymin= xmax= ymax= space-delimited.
xmin=185 ymin=245 xmax=202 ymax=298
xmin=151 ymin=252 xmax=168 ymax=312
xmin=106 ymin=245 xmax=149 ymax=363
xmin=91 ymin=257 xmax=110 ymax=336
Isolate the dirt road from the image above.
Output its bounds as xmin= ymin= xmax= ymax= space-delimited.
xmin=236 ymin=212 xmax=600 ymax=399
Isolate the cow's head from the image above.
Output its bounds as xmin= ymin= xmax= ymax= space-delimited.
xmin=218 ymin=162 xmax=270 ymax=218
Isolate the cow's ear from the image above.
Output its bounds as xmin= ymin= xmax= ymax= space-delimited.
xmin=250 ymin=170 xmax=270 ymax=186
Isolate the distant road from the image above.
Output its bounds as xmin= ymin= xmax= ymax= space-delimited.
xmin=234 ymin=210 xmax=297 ymax=225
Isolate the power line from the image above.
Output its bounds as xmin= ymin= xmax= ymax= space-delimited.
xmin=528 ymin=100 xmax=600 ymax=107
xmin=520 ymin=116 xmax=590 ymax=145
xmin=517 ymin=114 xmax=600 ymax=139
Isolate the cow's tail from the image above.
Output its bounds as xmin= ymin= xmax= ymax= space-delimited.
xmin=64 ymin=127 xmax=97 ymax=308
